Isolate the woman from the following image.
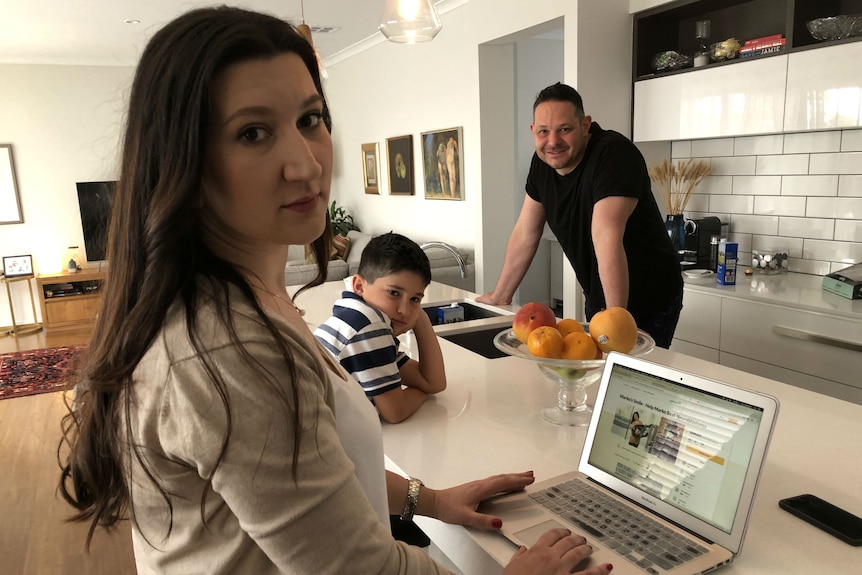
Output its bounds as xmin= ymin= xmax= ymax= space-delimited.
xmin=58 ymin=7 xmax=611 ymax=575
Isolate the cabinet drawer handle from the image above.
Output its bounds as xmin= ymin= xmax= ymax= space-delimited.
xmin=772 ymin=325 xmax=862 ymax=353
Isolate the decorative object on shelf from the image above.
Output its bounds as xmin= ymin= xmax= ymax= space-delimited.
xmin=651 ymin=50 xmax=691 ymax=72
xmin=649 ymin=159 xmax=710 ymax=255
xmin=710 ymin=37 xmax=741 ymax=62
xmin=420 ymin=126 xmax=463 ymax=201
xmin=386 ymin=134 xmax=415 ymax=195
xmin=360 ymin=142 xmax=380 ymax=194
xmin=0 ymin=144 xmax=24 ymax=225
xmin=694 ymin=20 xmax=711 ymax=67
xmin=807 ymin=14 xmax=862 ymax=41
xmin=2 ymin=254 xmax=33 ymax=278
xmin=66 ymin=245 xmax=80 ymax=272
xmin=751 ymin=248 xmax=788 ymax=274
xmin=493 ymin=327 xmax=655 ymax=427
xmin=379 ymin=0 xmax=442 ymax=43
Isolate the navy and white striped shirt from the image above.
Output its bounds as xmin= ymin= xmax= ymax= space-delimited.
xmin=314 ymin=291 xmax=409 ymax=398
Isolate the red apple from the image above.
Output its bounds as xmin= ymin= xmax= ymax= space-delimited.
xmin=512 ymin=302 xmax=557 ymax=344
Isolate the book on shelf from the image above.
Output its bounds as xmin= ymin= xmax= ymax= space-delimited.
xmin=740 ymin=44 xmax=785 ymax=58
xmin=740 ymin=35 xmax=786 ymax=54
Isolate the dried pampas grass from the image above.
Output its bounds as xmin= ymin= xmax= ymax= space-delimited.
xmin=648 ymin=159 xmax=710 ymax=215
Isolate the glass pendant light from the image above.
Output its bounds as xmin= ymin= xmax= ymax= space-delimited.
xmin=379 ymin=0 xmax=442 ymax=43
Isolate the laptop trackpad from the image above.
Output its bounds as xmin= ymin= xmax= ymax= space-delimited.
xmin=514 ymin=519 xmax=568 ymax=547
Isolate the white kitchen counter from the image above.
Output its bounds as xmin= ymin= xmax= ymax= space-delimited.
xmin=683 ymin=270 xmax=862 ymax=320
xmin=293 ymin=280 xmax=862 ymax=575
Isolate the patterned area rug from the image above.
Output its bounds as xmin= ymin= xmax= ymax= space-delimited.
xmin=0 ymin=345 xmax=86 ymax=400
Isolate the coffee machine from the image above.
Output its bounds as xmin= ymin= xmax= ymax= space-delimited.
xmin=684 ymin=216 xmax=723 ymax=269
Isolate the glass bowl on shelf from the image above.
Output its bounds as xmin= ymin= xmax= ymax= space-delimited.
xmin=807 ymin=15 xmax=862 ymax=41
xmin=493 ymin=327 xmax=655 ymax=427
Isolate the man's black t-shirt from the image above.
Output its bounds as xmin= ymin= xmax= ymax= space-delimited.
xmin=525 ymin=122 xmax=682 ymax=318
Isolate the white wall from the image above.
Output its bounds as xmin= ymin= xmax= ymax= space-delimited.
xmin=0 ymin=64 xmax=132 ymax=325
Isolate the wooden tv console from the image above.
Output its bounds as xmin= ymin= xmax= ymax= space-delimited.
xmin=36 ymin=268 xmax=106 ymax=330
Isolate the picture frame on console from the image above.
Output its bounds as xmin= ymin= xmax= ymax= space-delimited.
xmin=0 ymin=144 xmax=24 ymax=225
xmin=3 ymin=254 xmax=33 ymax=278
xmin=386 ymin=135 xmax=414 ymax=195
xmin=361 ymin=142 xmax=380 ymax=195
xmin=421 ymin=127 xmax=463 ymax=201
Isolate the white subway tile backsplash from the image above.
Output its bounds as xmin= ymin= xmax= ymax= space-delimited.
xmin=683 ymin=129 xmax=862 ymax=277
xmin=807 ymin=197 xmax=862 ymax=219
xmin=710 ymin=195 xmax=754 ymax=214
xmin=779 ymin=217 xmax=835 ymax=240
xmin=835 ymin=220 xmax=862 ymax=242
xmin=709 ymin=156 xmax=756 ymax=175
xmin=838 ymin=175 xmax=862 ymax=197
xmin=734 ymin=135 xmax=783 ymax=156
xmin=699 ymin=176 xmax=732 ymax=195
xmin=803 ymin=239 xmax=862 ymax=263
xmin=781 ymin=175 xmax=838 ymax=197
xmin=810 ymin=152 xmax=862 ymax=174
xmin=755 ymin=154 xmax=810 ymax=175
xmin=754 ymin=196 xmax=806 ymax=216
xmin=728 ymin=214 xmax=779 ymax=235
xmin=732 ymin=175 xmax=781 ymax=196
xmin=691 ymin=138 xmax=734 ymax=158
xmin=671 ymin=141 xmax=692 ymax=158
xmin=784 ymin=131 xmax=841 ymax=153
xmin=841 ymin=129 xmax=862 ymax=152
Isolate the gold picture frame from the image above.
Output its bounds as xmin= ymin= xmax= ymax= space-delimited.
xmin=0 ymin=144 xmax=24 ymax=224
xmin=421 ymin=127 xmax=463 ymax=201
xmin=361 ymin=142 xmax=380 ymax=194
xmin=386 ymin=135 xmax=414 ymax=196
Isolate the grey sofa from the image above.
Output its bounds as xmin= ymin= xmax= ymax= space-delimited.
xmin=284 ymin=230 xmax=475 ymax=291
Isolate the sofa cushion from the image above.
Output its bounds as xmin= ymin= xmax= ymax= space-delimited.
xmin=284 ymin=258 xmax=348 ymax=287
xmin=346 ymin=230 xmax=374 ymax=275
xmin=332 ymin=234 xmax=351 ymax=261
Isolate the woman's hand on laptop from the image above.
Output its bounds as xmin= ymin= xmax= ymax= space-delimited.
xmin=503 ymin=528 xmax=613 ymax=575
xmin=420 ymin=471 xmax=536 ymax=530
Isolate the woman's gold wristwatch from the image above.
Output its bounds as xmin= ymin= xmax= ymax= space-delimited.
xmin=400 ymin=477 xmax=423 ymax=521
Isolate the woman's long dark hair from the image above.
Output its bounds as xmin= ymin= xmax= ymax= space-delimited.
xmin=58 ymin=6 xmax=332 ymax=548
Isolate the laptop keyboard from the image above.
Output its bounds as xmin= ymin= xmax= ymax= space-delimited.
xmin=530 ymin=479 xmax=710 ymax=574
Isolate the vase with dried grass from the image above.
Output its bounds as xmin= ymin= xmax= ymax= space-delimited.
xmin=648 ymin=159 xmax=711 ymax=254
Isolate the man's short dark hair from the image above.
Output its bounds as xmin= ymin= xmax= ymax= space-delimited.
xmin=533 ymin=82 xmax=585 ymax=119
xmin=358 ymin=232 xmax=432 ymax=286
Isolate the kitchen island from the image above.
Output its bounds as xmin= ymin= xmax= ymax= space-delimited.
xmin=293 ymin=280 xmax=862 ymax=574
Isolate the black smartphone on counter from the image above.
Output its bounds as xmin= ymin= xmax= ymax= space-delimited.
xmin=779 ymin=494 xmax=862 ymax=546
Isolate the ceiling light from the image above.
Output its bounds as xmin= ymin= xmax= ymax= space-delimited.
xmin=379 ymin=0 xmax=442 ymax=43
xmin=297 ymin=0 xmax=328 ymax=79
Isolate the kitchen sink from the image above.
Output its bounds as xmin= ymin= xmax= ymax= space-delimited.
xmin=439 ymin=325 xmax=512 ymax=359
xmin=422 ymin=300 xmax=508 ymax=326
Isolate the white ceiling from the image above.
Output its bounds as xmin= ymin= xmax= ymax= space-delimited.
xmin=0 ymin=0 xmax=395 ymax=67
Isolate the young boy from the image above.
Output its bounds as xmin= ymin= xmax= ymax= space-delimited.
xmin=314 ymin=232 xmax=447 ymax=423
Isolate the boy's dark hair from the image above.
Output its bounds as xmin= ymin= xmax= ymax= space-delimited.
xmin=358 ymin=232 xmax=432 ymax=286
xmin=533 ymin=82 xmax=585 ymax=120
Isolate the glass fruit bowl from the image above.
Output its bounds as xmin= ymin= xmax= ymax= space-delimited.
xmin=493 ymin=327 xmax=655 ymax=427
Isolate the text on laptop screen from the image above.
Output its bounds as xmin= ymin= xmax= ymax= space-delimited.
xmin=587 ymin=363 xmax=764 ymax=534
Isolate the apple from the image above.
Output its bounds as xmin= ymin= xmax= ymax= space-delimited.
xmin=512 ymin=302 xmax=557 ymax=344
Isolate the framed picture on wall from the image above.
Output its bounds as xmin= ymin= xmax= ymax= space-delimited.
xmin=361 ymin=142 xmax=380 ymax=194
xmin=2 ymin=254 xmax=33 ymax=278
xmin=421 ymin=127 xmax=463 ymax=201
xmin=386 ymin=135 xmax=414 ymax=195
xmin=0 ymin=144 xmax=24 ymax=224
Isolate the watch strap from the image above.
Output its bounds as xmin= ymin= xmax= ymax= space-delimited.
xmin=400 ymin=477 xmax=423 ymax=521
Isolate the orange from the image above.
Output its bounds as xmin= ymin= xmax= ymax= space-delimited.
xmin=556 ymin=318 xmax=584 ymax=339
xmin=588 ymin=307 xmax=638 ymax=354
xmin=561 ymin=332 xmax=598 ymax=360
xmin=526 ymin=326 xmax=564 ymax=359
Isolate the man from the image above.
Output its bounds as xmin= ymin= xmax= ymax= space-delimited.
xmin=477 ymin=82 xmax=683 ymax=348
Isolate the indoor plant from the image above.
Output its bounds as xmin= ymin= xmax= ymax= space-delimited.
xmin=329 ymin=200 xmax=361 ymax=237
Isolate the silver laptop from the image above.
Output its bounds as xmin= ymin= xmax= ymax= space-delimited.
xmin=484 ymin=352 xmax=779 ymax=574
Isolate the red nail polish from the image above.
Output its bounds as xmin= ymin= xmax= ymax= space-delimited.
xmin=492 ymin=518 xmax=503 ymax=529
xmin=605 ymin=564 xmax=614 ymax=572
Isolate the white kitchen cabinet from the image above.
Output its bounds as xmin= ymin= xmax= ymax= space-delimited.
xmin=633 ymin=56 xmax=788 ymax=142
xmin=671 ymin=290 xmax=721 ymax=363
xmin=784 ymin=43 xmax=862 ymax=132
xmin=720 ymin=298 xmax=862 ymax=401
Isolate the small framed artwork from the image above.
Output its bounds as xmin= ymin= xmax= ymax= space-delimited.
xmin=0 ymin=144 xmax=24 ymax=224
xmin=361 ymin=142 xmax=380 ymax=194
xmin=386 ymin=135 xmax=414 ymax=195
xmin=3 ymin=254 xmax=33 ymax=278
xmin=421 ymin=127 xmax=463 ymax=201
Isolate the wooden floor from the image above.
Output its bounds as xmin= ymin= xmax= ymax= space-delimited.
xmin=0 ymin=326 xmax=137 ymax=575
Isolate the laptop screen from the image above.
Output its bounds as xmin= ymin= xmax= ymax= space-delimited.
xmin=586 ymin=361 xmax=765 ymax=535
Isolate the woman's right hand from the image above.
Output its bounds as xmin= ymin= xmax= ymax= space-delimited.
xmin=502 ymin=528 xmax=613 ymax=575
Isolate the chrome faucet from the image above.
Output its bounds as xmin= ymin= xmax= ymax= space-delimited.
xmin=420 ymin=242 xmax=468 ymax=278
